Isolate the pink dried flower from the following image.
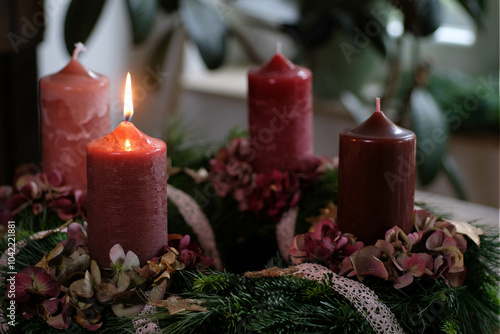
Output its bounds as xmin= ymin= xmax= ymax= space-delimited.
xmin=289 ymin=218 xmax=363 ymax=273
xmin=338 ymin=208 xmax=469 ymax=288
xmin=7 ymin=266 xmax=61 ymax=319
xmin=210 ymin=139 xmax=255 ymax=198
xmin=210 ymin=138 xmax=314 ymax=219
xmin=0 ymin=166 xmax=86 ymax=224
xmin=166 ymin=234 xmax=214 ymax=269
xmin=247 ymin=170 xmax=301 ymax=219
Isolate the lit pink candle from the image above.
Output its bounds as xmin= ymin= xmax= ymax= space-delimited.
xmin=39 ymin=43 xmax=110 ymax=192
xmin=87 ymin=73 xmax=168 ymax=267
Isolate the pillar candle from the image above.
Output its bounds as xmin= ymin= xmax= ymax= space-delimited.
xmin=40 ymin=43 xmax=110 ymax=192
xmin=86 ymin=73 xmax=168 ymax=267
xmin=337 ymin=98 xmax=416 ymax=245
xmin=247 ymin=52 xmax=313 ymax=172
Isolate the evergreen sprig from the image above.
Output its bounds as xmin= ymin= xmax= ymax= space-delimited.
xmin=0 ymin=127 xmax=497 ymax=333
xmin=0 ymin=206 xmax=498 ymax=333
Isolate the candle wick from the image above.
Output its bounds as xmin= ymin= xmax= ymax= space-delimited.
xmin=276 ymin=41 xmax=282 ymax=54
xmin=124 ymin=111 xmax=133 ymax=122
xmin=72 ymin=42 xmax=87 ymax=60
xmin=376 ymin=97 xmax=381 ymax=113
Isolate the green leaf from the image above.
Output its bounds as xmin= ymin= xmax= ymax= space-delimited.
xmin=398 ymin=0 xmax=442 ymax=36
xmin=147 ymin=27 xmax=175 ymax=91
xmin=126 ymin=0 xmax=157 ymax=44
xmin=410 ymin=87 xmax=449 ymax=185
xmin=64 ymin=0 xmax=107 ymax=55
xmin=455 ymin=0 xmax=485 ymax=26
xmin=159 ymin=0 xmax=179 ymax=13
xmin=180 ymin=0 xmax=227 ymax=69
xmin=441 ymin=155 xmax=467 ymax=200
xmin=355 ymin=10 xmax=388 ymax=56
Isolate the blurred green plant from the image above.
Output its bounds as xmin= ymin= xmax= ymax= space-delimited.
xmin=63 ymin=0 xmax=486 ymax=73
xmin=63 ymin=0 xmax=490 ymax=199
xmin=64 ymin=0 xmax=227 ymax=71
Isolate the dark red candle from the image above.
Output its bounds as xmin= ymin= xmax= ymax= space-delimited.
xmin=248 ymin=52 xmax=313 ymax=172
xmin=86 ymin=74 xmax=168 ymax=267
xmin=337 ymin=98 xmax=416 ymax=245
xmin=40 ymin=43 xmax=110 ymax=192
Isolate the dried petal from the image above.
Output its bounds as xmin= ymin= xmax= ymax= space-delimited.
xmin=402 ymin=255 xmax=426 ymax=277
xmin=425 ymin=230 xmax=444 ymax=250
xmin=67 ymin=223 xmax=87 ymax=248
xmin=447 ymin=220 xmax=483 ymax=246
xmin=111 ymin=302 xmax=144 ymax=318
xmin=75 ymin=309 xmax=102 ymax=330
xmin=445 ymin=267 xmax=467 ymax=287
xmin=151 ymin=295 xmax=206 ymax=315
xmin=24 ymin=266 xmax=60 ymax=298
xmin=95 ymin=283 xmax=118 ymax=303
xmin=123 ymin=251 xmax=140 ymax=271
xmin=393 ymin=272 xmax=414 ymax=289
xmin=116 ymin=271 xmax=131 ymax=293
xmin=161 ymin=252 xmax=177 ymax=266
xmin=46 ymin=313 xmax=71 ymax=330
xmin=375 ymin=240 xmax=394 ymax=258
xmin=442 ymin=236 xmax=457 ymax=248
xmin=350 ymin=246 xmax=388 ymax=281
xmin=81 ymin=271 xmax=94 ymax=298
xmin=149 ymin=280 xmax=167 ymax=302
xmin=338 ymin=256 xmax=354 ymax=276
xmin=454 ymin=234 xmax=468 ymax=253
xmin=11 ymin=272 xmax=33 ymax=303
xmin=179 ymin=235 xmax=191 ymax=252
xmin=90 ymin=260 xmax=101 ymax=285
xmin=414 ymin=207 xmax=438 ymax=231
xmin=0 ymin=185 xmax=13 ymax=198
xmin=44 ymin=169 xmax=63 ymax=187
xmin=32 ymin=203 xmax=44 ymax=215
xmin=418 ymin=253 xmax=434 ymax=275
xmin=110 ymin=244 xmax=126 ymax=265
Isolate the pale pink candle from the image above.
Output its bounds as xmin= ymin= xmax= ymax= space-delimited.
xmin=39 ymin=43 xmax=110 ymax=192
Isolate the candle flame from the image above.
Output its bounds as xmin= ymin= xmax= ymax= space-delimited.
xmin=124 ymin=72 xmax=134 ymax=122
xmin=125 ymin=139 xmax=131 ymax=151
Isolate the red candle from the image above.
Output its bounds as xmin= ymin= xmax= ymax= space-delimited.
xmin=40 ymin=43 xmax=110 ymax=192
xmin=86 ymin=73 xmax=168 ymax=267
xmin=337 ymin=98 xmax=416 ymax=245
xmin=248 ymin=52 xmax=313 ymax=172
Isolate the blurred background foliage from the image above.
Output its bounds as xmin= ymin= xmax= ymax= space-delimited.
xmin=63 ymin=0 xmax=497 ymax=200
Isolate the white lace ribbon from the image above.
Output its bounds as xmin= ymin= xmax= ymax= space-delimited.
xmin=167 ymin=184 xmax=222 ymax=270
xmin=276 ymin=207 xmax=298 ymax=260
xmin=295 ymin=263 xmax=405 ymax=334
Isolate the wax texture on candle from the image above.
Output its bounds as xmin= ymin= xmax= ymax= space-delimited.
xmin=337 ymin=110 xmax=416 ymax=245
xmin=40 ymin=57 xmax=110 ymax=193
xmin=248 ymin=53 xmax=313 ymax=172
xmin=86 ymin=122 xmax=168 ymax=267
